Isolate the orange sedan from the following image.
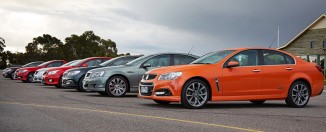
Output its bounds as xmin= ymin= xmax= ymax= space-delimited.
xmin=138 ymin=48 xmax=324 ymax=108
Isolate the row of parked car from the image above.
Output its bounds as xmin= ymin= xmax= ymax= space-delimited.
xmin=2 ymin=48 xmax=325 ymax=108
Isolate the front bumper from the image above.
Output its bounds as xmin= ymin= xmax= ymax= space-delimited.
xmin=16 ymin=72 xmax=27 ymax=81
xmin=33 ymin=72 xmax=45 ymax=83
xmin=138 ymin=80 xmax=182 ymax=102
xmin=43 ymin=74 xmax=61 ymax=85
xmin=82 ymin=77 xmax=107 ymax=92
xmin=62 ymin=77 xmax=78 ymax=88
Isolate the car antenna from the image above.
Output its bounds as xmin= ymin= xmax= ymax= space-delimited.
xmin=187 ymin=44 xmax=195 ymax=54
xmin=268 ymin=26 xmax=280 ymax=48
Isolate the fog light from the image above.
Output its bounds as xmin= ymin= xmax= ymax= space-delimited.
xmin=154 ymin=89 xmax=172 ymax=96
xmin=155 ymin=91 xmax=165 ymax=95
xmin=49 ymin=79 xmax=53 ymax=82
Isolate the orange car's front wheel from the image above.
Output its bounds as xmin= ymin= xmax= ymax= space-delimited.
xmin=181 ymin=79 xmax=209 ymax=109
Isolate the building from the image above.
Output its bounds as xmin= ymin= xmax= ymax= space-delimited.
xmin=278 ymin=14 xmax=326 ymax=69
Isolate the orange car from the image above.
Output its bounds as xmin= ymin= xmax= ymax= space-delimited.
xmin=138 ymin=48 xmax=324 ymax=109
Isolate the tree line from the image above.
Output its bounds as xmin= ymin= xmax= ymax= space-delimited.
xmin=0 ymin=31 xmax=128 ymax=69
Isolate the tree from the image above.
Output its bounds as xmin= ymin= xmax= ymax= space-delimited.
xmin=25 ymin=34 xmax=64 ymax=61
xmin=65 ymin=31 xmax=118 ymax=59
xmin=0 ymin=37 xmax=5 ymax=53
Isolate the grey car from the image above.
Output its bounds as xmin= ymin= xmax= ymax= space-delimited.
xmin=83 ymin=53 xmax=199 ymax=97
xmin=62 ymin=55 xmax=141 ymax=91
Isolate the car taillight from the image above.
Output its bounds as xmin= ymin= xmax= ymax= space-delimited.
xmin=315 ymin=65 xmax=323 ymax=72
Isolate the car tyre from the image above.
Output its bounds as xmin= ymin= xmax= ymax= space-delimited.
xmin=26 ymin=72 xmax=35 ymax=83
xmin=105 ymin=76 xmax=128 ymax=97
xmin=285 ymin=81 xmax=310 ymax=108
xmin=153 ymin=100 xmax=171 ymax=105
xmin=10 ymin=73 xmax=15 ymax=80
xmin=181 ymin=79 xmax=209 ymax=109
xmin=55 ymin=76 xmax=63 ymax=88
xmin=250 ymin=100 xmax=266 ymax=105
xmin=77 ymin=76 xmax=86 ymax=92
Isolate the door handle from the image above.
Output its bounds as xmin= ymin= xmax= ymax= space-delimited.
xmin=286 ymin=67 xmax=293 ymax=70
xmin=252 ymin=69 xmax=261 ymax=72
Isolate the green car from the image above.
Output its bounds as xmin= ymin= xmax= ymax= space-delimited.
xmin=83 ymin=53 xmax=199 ymax=97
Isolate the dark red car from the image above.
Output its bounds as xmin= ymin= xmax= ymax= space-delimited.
xmin=16 ymin=60 xmax=67 ymax=83
xmin=43 ymin=57 xmax=111 ymax=88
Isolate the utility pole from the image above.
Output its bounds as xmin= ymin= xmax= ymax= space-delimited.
xmin=277 ymin=26 xmax=280 ymax=47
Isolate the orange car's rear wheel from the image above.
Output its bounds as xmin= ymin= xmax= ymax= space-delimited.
xmin=181 ymin=79 xmax=209 ymax=109
xmin=285 ymin=81 xmax=310 ymax=108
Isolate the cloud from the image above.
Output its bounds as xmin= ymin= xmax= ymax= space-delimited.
xmin=1 ymin=0 xmax=326 ymax=56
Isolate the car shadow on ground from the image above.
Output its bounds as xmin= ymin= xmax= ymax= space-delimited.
xmin=139 ymin=102 xmax=313 ymax=109
xmin=85 ymin=94 xmax=138 ymax=98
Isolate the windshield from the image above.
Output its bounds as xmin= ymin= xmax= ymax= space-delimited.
xmin=70 ymin=58 xmax=87 ymax=66
xmin=191 ymin=50 xmax=235 ymax=64
xmin=61 ymin=60 xmax=80 ymax=67
xmin=22 ymin=62 xmax=43 ymax=67
xmin=125 ymin=55 xmax=152 ymax=66
xmin=99 ymin=57 xmax=121 ymax=67
xmin=37 ymin=61 xmax=52 ymax=67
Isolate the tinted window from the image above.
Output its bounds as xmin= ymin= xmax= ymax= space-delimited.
xmin=85 ymin=59 xmax=102 ymax=67
xmin=262 ymin=50 xmax=294 ymax=65
xmin=144 ymin=55 xmax=170 ymax=67
xmin=47 ymin=61 xmax=64 ymax=67
xmin=174 ymin=55 xmax=197 ymax=65
xmin=227 ymin=50 xmax=258 ymax=66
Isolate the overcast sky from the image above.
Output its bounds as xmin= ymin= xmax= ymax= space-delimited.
xmin=1 ymin=0 xmax=325 ymax=56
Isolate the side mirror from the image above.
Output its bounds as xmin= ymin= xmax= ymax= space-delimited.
xmin=81 ymin=64 xmax=88 ymax=67
xmin=226 ymin=61 xmax=239 ymax=68
xmin=142 ymin=63 xmax=151 ymax=68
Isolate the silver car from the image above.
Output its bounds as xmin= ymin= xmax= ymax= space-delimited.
xmin=33 ymin=60 xmax=80 ymax=83
xmin=83 ymin=53 xmax=199 ymax=97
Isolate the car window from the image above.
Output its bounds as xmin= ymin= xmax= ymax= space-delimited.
xmin=262 ymin=50 xmax=294 ymax=65
xmin=227 ymin=50 xmax=259 ymax=66
xmin=144 ymin=55 xmax=170 ymax=67
xmin=85 ymin=59 xmax=102 ymax=67
xmin=47 ymin=61 xmax=64 ymax=67
xmin=174 ymin=54 xmax=197 ymax=65
xmin=111 ymin=57 xmax=136 ymax=66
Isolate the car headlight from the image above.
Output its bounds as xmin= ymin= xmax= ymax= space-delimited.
xmin=67 ymin=71 xmax=80 ymax=76
xmin=91 ymin=71 xmax=104 ymax=77
xmin=48 ymin=70 xmax=59 ymax=75
xmin=21 ymin=70 xmax=28 ymax=73
xmin=158 ymin=72 xmax=182 ymax=80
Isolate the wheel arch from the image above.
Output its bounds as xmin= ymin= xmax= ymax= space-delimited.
xmin=183 ymin=76 xmax=213 ymax=101
xmin=290 ymin=78 xmax=312 ymax=95
xmin=106 ymin=74 xmax=131 ymax=92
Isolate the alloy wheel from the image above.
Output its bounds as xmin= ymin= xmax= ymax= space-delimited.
xmin=291 ymin=84 xmax=309 ymax=106
xmin=185 ymin=82 xmax=208 ymax=107
xmin=108 ymin=78 xmax=127 ymax=96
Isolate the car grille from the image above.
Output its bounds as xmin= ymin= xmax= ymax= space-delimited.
xmin=85 ymin=73 xmax=91 ymax=77
xmin=139 ymin=82 xmax=154 ymax=96
xmin=142 ymin=74 xmax=157 ymax=80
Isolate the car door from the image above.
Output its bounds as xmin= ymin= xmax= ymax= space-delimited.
xmin=220 ymin=50 xmax=262 ymax=96
xmin=261 ymin=50 xmax=296 ymax=95
xmin=136 ymin=54 xmax=171 ymax=87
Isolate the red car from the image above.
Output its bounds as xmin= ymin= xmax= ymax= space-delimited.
xmin=16 ymin=60 xmax=67 ymax=83
xmin=43 ymin=57 xmax=111 ymax=88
